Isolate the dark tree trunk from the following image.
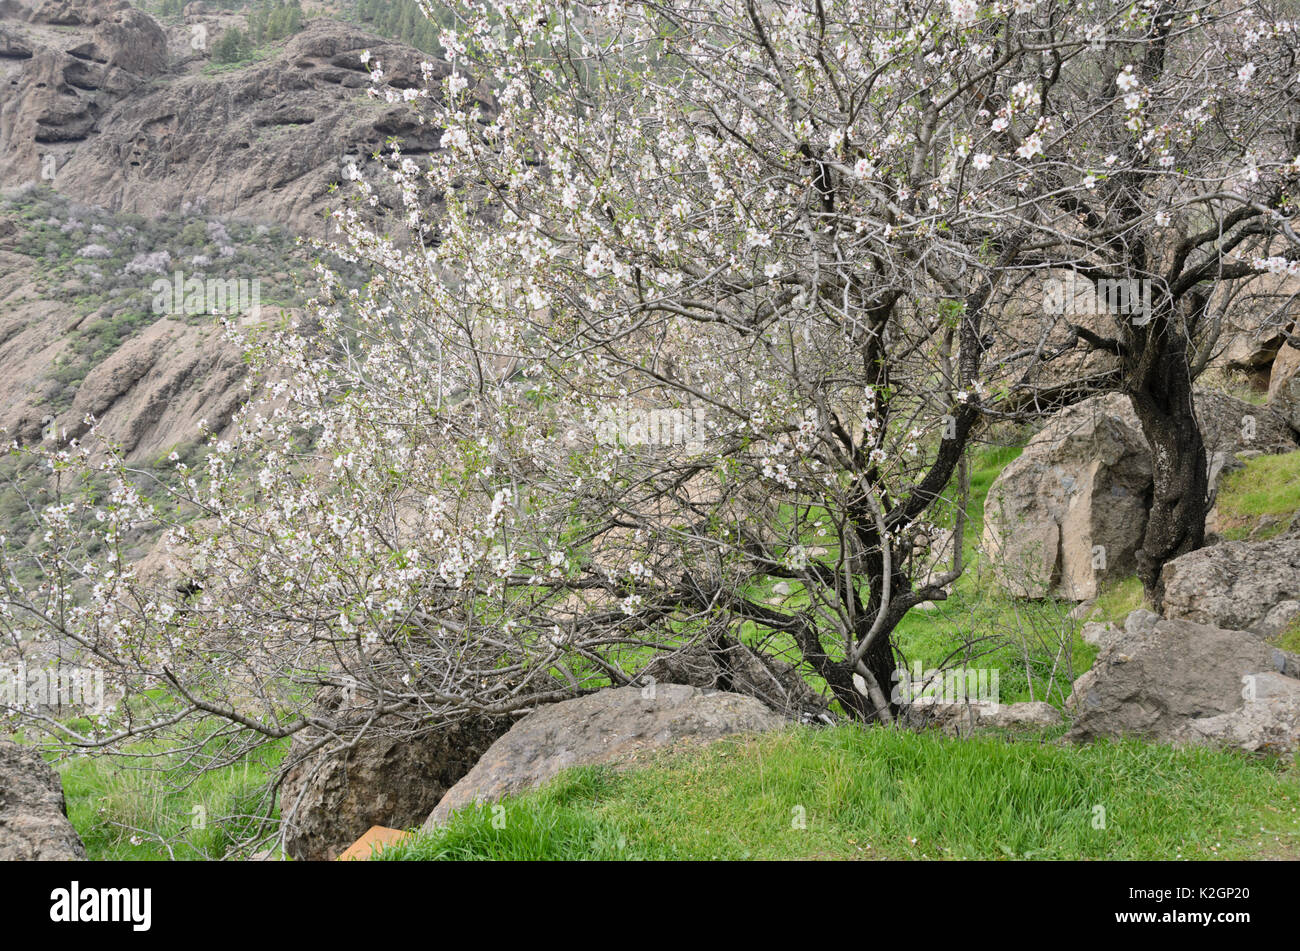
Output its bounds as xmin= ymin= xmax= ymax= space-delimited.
xmin=815 ymin=635 xmax=898 ymax=724
xmin=1127 ymin=331 xmax=1209 ymax=607
xmin=856 ymin=627 xmax=899 ymax=720
xmin=790 ymin=606 xmax=899 ymax=724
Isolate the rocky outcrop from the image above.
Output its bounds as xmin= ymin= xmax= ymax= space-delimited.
xmin=1160 ymin=535 xmax=1300 ymax=634
xmin=424 ymin=684 xmax=787 ymax=829
xmin=983 ymin=394 xmax=1153 ymax=600
xmin=1066 ymin=611 xmax=1300 ymax=754
xmin=983 ymin=390 xmax=1297 ymax=600
xmin=0 ymin=4 xmax=481 ymax=235
xmin=0 ymin=739 xmax=86 ymax=860
xmin=0 ymin=1 xmax=167 ymax=184
xmin=0 ymin=4 xmax=487 ymax=473
xmin=281 ymin=706 xmax=509 ymax=862
xmin=1268 ymin=342 xmax=1300 ymax=431
xmin=62 ymin=318 xmax=246 ymax=460
xmin=0 ymin=251 xmax=250 ymax=462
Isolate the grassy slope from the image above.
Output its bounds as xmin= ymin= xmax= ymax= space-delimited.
xmin=384 ymin=725 xmax=1300 ymax=861
xmin=1213 ymin=449 xmax=1300 ymax=542
xmin=1214 ymin=449 xmax=1300 ymax=652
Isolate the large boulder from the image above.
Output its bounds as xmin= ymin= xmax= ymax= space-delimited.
xmin=1268 ymin=342 xmax=1300 ymax=431
xmin=424 ymin=684 xmax=787 ymax=829
xmin=984 ymin=390 xmax=1297 ymax=600
xmin=280 ymin=691 xmax=510 ymax=861
xmin=1191 ymin=387 xmax=1298 ymax=456
xmin=983 ymin=394 xmax=1152 ymax=600
xmin=1066 ymin=611 xmax=1300 ymax=753
xmin=0 ymin=739 xmax=86 ymax=860
xmin=1160 ymin=535 xmax=1300 ymax=633
xmin=1182 ymin=672 xmax=1300 ymax=754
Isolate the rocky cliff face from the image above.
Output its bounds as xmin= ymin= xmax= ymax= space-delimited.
xmin=0 ymin=189 xmax=311 ymax=465
xmin=0 ymin=1 xmax=466 ymax=471
xmin=1 ymin=1 xmax=169 ymax=186
xmin=0 ymin=248 xmax=247 ymax=462
xmin=1 ymin=0 xmax=469 ymax=234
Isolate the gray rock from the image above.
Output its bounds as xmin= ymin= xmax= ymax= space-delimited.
xmin=1211 ymin=270 xmax=1297 ymax=376
xmin=1182 ymin=672 xmax=1300 ymax=755
xmin=1124 ymin=607 xmax=1161 ymax=636
xmin=1192 ymin=388 xmax=1298 ymax=456
xmin=1081 ymin=620 xmax=1120 ymax=650
xmin=0 ymin=739 xmax=86 ymax=860
xmin=1160 ymin=535 xmax=1300 ymax=632
xmin=980 ymin=701 xmax=1062 ymax=729
xmin=1252 ymin=600 xmax=1300 ymax=640
xmin=280 ymin=695 xmax=509 ymax=861
xmin=1069 ymin=599 xmax=1098 ymax=620
xmin=424 ymin=684 xmax=787 ymax=829
xmin=984 ymin=391 xmax=1296 ymax=602
xmin=912 ymin=700 xmax=1062 ymax=736
xmin=912 ymin=528 xmax=957 ymax=593
xmin=1268 ymin=342 xmax=1300 ymax=431
xmin=1066 ymin=612 xmax=1300 ymax=748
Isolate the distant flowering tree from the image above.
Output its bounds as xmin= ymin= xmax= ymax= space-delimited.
xmin=3 ymin=0 xmax=1299 ymax=843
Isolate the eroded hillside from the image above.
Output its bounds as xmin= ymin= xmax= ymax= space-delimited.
xmin=0 ymin=0 xmax=473 ymax=232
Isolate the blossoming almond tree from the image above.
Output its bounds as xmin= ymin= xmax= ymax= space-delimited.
xmin=3 ymin=0 xmax=1299 ymax=849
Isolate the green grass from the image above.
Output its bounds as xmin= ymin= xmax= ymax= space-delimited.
xmin=1275 ymin=616 xmax=1300 ymax=654
xmin=890 ymin=443 xmax=1118 ymax=708
xmin=56 ymin=738 xmax=288 ymax=860
xmin=1091 ymin=575 xmax=1145 ymax=622
xmin=382 ymin=725 xmax=1300 ymax=861
xmin=1213 ymin=449 xmax=1300 ymax=541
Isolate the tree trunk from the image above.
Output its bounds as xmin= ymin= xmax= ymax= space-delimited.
xmin=1128 ymin=337 xmax=1209 ymax=607
xmin=817 ymin=641 xmax=897 ymax=724
xmin=792 ymin=617 xmax=899 ymax=723
xmin=856 ymin=628 xmax=899 ymax=721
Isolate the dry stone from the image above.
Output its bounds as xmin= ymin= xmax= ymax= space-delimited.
xmin=424 ymin=684 xmax=786 ymax=829
xmin=0 ymin=739 xmax=86 ymax=860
